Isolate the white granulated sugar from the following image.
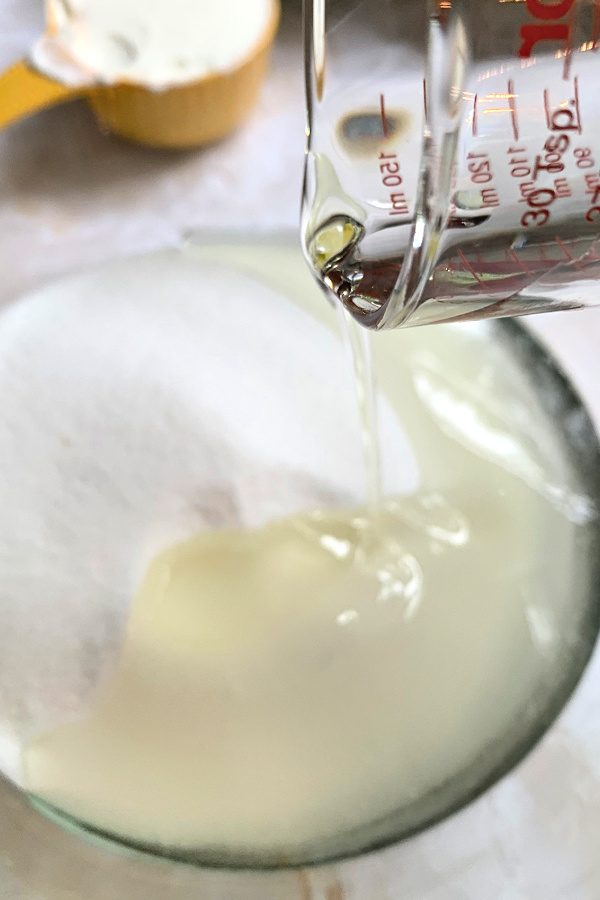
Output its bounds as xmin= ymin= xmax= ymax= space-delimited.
xmin=0 ymin=249 xmax=417 ymax=787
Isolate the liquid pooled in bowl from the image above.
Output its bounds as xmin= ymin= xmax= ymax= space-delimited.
xmin=0 ymin=244 xmax=595 ymax=864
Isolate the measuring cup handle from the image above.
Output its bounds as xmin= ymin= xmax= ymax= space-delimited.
xmin=0 ymin=60 xmax=83 ymax=131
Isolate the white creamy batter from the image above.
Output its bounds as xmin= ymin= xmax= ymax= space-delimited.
xmin=0 ymin=244 xmax=595 ymax=862
xmin=33 ymin=0 xmax=275 ymax=88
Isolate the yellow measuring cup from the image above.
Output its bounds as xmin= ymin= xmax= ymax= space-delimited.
xmin=0 ymin=1 xmax=279 ymax=149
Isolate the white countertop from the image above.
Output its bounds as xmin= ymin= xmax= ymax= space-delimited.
xmin=2 ymin=3 xmax=600 ymax=898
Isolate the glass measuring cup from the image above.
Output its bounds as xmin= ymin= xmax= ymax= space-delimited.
xmin=302 ymin=0 xmax=600 ymax=328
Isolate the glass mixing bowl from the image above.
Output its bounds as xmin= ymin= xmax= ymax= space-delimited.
xmin=1 ymin=235 xmax=599 ymax=898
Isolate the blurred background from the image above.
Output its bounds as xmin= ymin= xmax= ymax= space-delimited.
xmin=0 ymin=0 xmax=304 ymax=307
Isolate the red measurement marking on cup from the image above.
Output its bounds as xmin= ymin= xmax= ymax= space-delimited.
xmin=576 ymin=148 xmax=600 ymax=221
xmin=584 ymin=170 xmax=600 ymax=203
xmin=544 ymin=80 xmax=582 ymax=134
xmin=507 ymin=79 xmax=519 ymax=141
xmin=519 ymin=184 xmax=559 ymax=227
xmin=518 ymin=0 xmax=576 ymax=59
xmin=466 ymin=152 xmax=500 ymax=206
xmin=509 ymin=248 xmax=534 ymax=277
xmin=555 ymin=235 xmax=573 ymax=260
xmin=556 ymin=236 xmax=586 ymax=272
xmin=457 ymin=249 xmax=487 ymax=287
xmin=554 ymin=177 xmax=572 ymax=197
xmin=543 ymin=90 xmax=551 ymax=130
xmin=378 ymin=152 xmax=409 ymax=216
xmin=508 ymin=145 xmax=530 ymax=182
xmin=379 ymin=93 xmax=388 ymax=138
xmin=466 ymin=153 xmax=493 ymax=182
xmin=573 ymin=77 xmax=582 ymax=134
